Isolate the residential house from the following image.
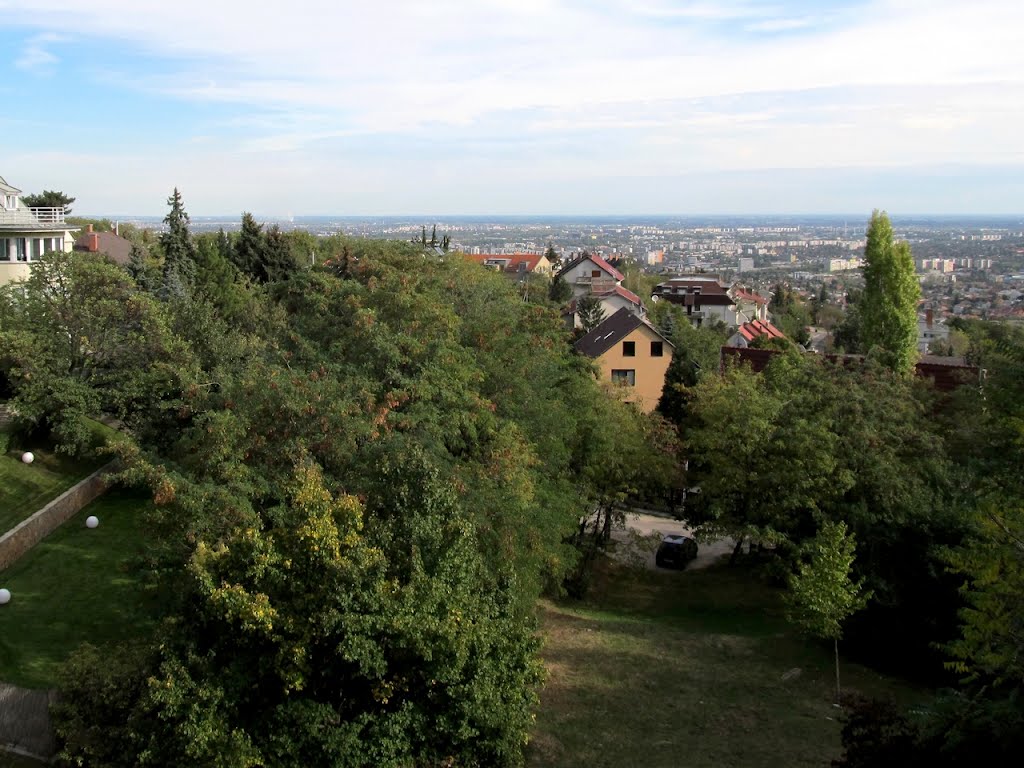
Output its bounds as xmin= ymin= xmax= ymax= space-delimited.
xmin=566 ymin=284 xmax=645 ymax=329
xmin=917 ymin=309 xmax=950 ymax=354
xmin=556 ymin=252 xmax=648 ymax=328
xmin=727 ymin=319 xmax=787 ymax=348
xmin=557 ymin=253 xmax=626 ymax=299
xmin=465 ymin=252 xmax=552 ymax=277
xmin=1 ymin=175 xmax=78 ymax=287
xmin=574 ymin=308 xmax=674 ymax=413
xmin=73 ymin=224 xmax=134 ymax=266
xmin=651 ymin=276 xmax=765 ymax=328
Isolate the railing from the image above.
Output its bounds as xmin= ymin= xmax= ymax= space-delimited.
xmin=28 ymin=207 xmax=66 ymax=224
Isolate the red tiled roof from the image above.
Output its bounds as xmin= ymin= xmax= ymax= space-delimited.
xmin=589 ymin=254 xmax=625 ymax=282
xmin=736 ymin=320 xmax=785 ymax=342
xmin=594 ymin=284 xmax=643 ymax=305
xmin=557 ymin=253 xmax=624 ymax=282
xmin=466 ymin=253 xmax=545 ymax=273
xmin=733 ymin=288 xmax=769 ymax=305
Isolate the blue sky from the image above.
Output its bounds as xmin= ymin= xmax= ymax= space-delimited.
xmin=2 ymin=0 xmax=1022 ymax=216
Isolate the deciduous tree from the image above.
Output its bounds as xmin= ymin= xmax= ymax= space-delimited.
xmin=860 ymin=210 xmax=920 ymax=372
xmin=785 ymin=519 xmax=871 ymax=705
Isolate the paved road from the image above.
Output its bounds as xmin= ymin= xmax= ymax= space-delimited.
xmin=610 ymin=511 xmax=734 ymax=571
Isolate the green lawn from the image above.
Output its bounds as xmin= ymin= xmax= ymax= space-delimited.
xmin=0 ymin=446 xmax=103 ymax=534
xmin=0 ymin=752 xmax=45 ymax=768
xmin=0 ymin=489 xmax=153 ymax=689
xmin=527 ymin=561 xmax=926 ymax=768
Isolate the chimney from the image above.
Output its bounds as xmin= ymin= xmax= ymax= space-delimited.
xmin=86 ymin=223 xmax=93 ymax=233
xmin=926 ymin=309 xmax=934 ymax=327
xmin=88 ymin=233 xmax=99 ymax=252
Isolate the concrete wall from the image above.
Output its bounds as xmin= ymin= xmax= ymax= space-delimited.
xmin=0 ymin=463 xmax=113 ymax=572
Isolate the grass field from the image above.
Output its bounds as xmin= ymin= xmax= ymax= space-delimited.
xmin=0 ymin=489 xmax=153 ymax=689
xmin=0 ymin=751 xmax=44 ymax=768
xmin=527 ymin=560 xmax=925 ymax=768
xmin=0 ymin=446 xmax=101 ymax=534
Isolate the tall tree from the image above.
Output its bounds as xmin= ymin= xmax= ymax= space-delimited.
xmin=159 ymin=188 xmax=196 ymax=296
xmin=233 ymin=212 xmax=266 ymax=280
xmin=860 ymin=210 xmax=920 ymax=372
xmin=785 ymin=520 xmax=871 ymax=706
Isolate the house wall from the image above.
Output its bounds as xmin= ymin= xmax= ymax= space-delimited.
xmin=568 ymin=294 xmax=644 ymax=329
xmin=596 ymin=325 xmax=672 ymax=413
xmin=0 ymin=262 xmax=32 ymax=286
xmin=561 ymin=257 xmax=619 ymax=298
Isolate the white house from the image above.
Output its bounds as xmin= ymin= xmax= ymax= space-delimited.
xmin=0 ymin=175 xmax=77 ymax=287
xmin=557 ymin=253 xmax=649 ymax=328
xmin=651 ymin=276 xmax=769 ymax=329
xmin=557 ymin=253 xmax=625 ymax=299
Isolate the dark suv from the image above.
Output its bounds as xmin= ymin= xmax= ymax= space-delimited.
xmin=655 ymin=534 xmax=698 ymax=569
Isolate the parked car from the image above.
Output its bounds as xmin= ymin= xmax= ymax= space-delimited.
xmin=655 ymin=534 xmax=698 ymax=569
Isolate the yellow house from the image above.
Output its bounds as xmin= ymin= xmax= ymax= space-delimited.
xmin=574 ymin=308 xmax=674 ymax=413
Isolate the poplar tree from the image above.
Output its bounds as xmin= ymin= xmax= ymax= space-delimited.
xmin=860 ymin=210 xmax=920 ymax=372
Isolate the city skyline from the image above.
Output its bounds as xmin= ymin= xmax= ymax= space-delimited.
xmin=3 ymin=0 xmax=1023 ymax=216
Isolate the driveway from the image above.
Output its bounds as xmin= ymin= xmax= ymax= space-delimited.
xmin=610 ymin=510 xmax=734 ymax=571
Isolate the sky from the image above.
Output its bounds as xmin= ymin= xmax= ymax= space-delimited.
xmin=2 ymin=0 xmax=1023 ymax=216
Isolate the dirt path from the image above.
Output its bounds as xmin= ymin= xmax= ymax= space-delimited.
xmin=610 ymin=511 xmax=734 ymax=571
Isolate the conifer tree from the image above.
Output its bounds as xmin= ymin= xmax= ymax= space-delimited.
xmin=159 ymin=188 xmax=196 ymax=296
xmin=233 ymin=213 xmax=266 ymax=281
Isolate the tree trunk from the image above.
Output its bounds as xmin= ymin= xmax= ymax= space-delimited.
xmin=729 ymin=537 xmax=745 ymax=565
xmin=834 ymin=637 xmax=841 ymax=707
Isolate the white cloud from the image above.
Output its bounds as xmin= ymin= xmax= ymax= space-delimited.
xmin=14 ymin=33 xmax=65 ymax=73
xmin=2 ymin=0 xmax=1023 ymax=211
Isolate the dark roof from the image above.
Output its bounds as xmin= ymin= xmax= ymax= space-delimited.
xmin=656 ymin=291 xmax=735 ymax=307
xmin=73 ymin=230 xmax=133 ymax=265
xmin=574 ymin=308 xmax=672 ymax=358
xmin=720 ymin=346 xmax=981 ymax=392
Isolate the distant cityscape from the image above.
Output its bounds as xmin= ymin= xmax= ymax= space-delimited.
xmin=107 ymin=213 xmax=1024 ymax=330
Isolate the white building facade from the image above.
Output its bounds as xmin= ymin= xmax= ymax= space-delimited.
xmin=0 ymin=175 xmax=77 ymax=287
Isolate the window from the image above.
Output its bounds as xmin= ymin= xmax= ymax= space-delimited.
xmin=592 ymin=270 xmax=601 ymax=277
xmin=651 ymin=341 xmax=664 ymax=357
xmin=0 ymin=239 xmax=9 ymax=261
xmin=622 ymin=341 xmax=635 ymax=357
xmin=611 ymin=369 xmax=636 ymax=386
xmin=15 ymin=238 xmax=27 ymax=262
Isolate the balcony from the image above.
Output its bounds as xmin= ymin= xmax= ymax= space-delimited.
xmin=28 ymin=207 xmax=67 ymax=225
xmin=0 ymin=206 xmax=68 ymax=230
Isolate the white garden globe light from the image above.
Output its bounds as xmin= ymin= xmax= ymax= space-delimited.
xmin=21 ymin=451 xmax=34 ymax=464
xmin=86 ymin=516 xmax=99 ymax=529
xmin=0 ymin=589 xmax=11 ymax=605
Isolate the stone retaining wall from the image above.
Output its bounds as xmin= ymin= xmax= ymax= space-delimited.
xmin=0 ymin=683 xmax=57 ymax=761
xmin=0 ymin=462 xmax=115 ymax=572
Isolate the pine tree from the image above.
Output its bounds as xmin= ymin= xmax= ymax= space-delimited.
xmin=233 ymin=213 xmax=266 ymax=281
xmin=577 ymin=295 xmax=606 ymax=332
xmin=860 ymin=210 xmax=920 ymax=372
xmin=159 ymin=188 xmax=195 ymax=296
